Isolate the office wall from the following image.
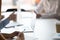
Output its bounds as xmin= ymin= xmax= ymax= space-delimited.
xmin=18 ymin=0 xmax=35 ymax=5
xmin=2 ymin=0 xmax=12 ymax=5
xmin=1 ymin=0 xmax=17 ymax=11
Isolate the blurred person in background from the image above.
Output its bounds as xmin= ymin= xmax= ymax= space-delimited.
xmin=34 ymin=0 xmax=60 ymax=20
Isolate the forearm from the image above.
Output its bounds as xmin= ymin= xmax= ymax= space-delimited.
xmin=0 ymin=31 xmax=20 ymax=39
xmin=1 ymin=33 xmax=15 ymax=38
xmin=1 ymin=31 xmax=19 ymax=39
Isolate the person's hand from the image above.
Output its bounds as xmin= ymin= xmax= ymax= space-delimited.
xmin=9 ymin=13 xmax=16 ymax=21
xmin=34 ymin=10 xmax=41 ymax=18
xmin=17 ymin=32 xmax=24 ymax=40
xmin=56 ymin=16 xmax=60 ymax=20
xmin=36 ymin=14 xmax=41 ymax=18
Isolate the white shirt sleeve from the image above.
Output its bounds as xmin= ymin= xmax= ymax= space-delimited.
xmin=35 ymin=0 xmax=58 ymax=16
xmin=46 ymin=0 xmax=58 ymax=15
xmin=34 ymin=0 xmax=44 ymax=14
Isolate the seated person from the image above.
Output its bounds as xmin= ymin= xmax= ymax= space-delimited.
xmin=0 ymin=11 xmax=24 ymax=40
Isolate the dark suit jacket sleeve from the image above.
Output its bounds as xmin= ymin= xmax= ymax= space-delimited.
xmin=0 ymin=18 xmax=10 ymax=30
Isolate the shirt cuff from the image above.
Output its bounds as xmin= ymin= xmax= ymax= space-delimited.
xmin=34 ymin=9 xmax=38 ymax=14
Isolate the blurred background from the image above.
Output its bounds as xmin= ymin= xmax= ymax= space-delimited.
xmin=1 ymin=0 xmax=60 ymax=40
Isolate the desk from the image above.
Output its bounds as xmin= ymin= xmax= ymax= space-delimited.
xmin=34 ymin=19 xmax=57 ymax=40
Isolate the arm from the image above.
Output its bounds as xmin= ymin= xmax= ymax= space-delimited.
xmin=34 ymin=0 xmax=44 ymax=14
xmin=0 ymin=31 xmax=19 ymax=40
xmin=8 ymin=11 xmax=16 ymax=21
xmin=0 ymin=18 xmax=10 ymax=30
xmin=1 ymin=31 xmax=19 ymax=38
xmin=34 ymin=0 xmax=44 ymax=18
xmin=0 ymin=11 xmax=16 ymax=30
xmin=35 ymin=0 xmax=59 ymax=19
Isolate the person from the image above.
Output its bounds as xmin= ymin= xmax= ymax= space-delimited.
xmin=0 ymin=11 xmax=24 ymax=40
xmin=0 ymin=11 xmax=16 ymax=30
xmin=21 ymin=0 xmax=60 ymax=20
xmin=34 ymin=0 xmax=59 ymax=19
